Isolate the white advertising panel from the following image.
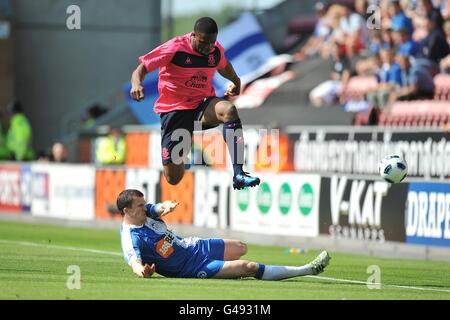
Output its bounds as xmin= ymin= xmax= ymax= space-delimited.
xmin=0 ymin=164 xmax=22 ymax=212
xmin=230 ymin=173 xmax=320 ymax=237
xmin=31 ymin=164 xmax=95 ymax=220
xmin=194 ymin=169 xmax=232 ymax=229
xmin=126 ymin=168 xmax=160 ymax=204
xmin=150 ymin=131 xmax=163 ymax=170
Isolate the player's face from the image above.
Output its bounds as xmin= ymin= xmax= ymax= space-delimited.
xmin=128 ymin=196 xmax=146 ymax=223
xmin=192 ymin=32 xmax=217 ymax=55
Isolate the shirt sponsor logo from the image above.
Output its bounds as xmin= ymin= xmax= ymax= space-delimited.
xmin=156 ymin=230 xmax=176 ymax=258
xmin=185 ymin=71 xmax=208 ymax=89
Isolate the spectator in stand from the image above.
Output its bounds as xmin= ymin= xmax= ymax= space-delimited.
xmin=420 ymin=13 xmax=450 ymax=63
xmin=419 ymin=0 xmax=445 ymax=29
xmin=37 ymin=150 xmax=51 ymax=162
xmin=392 ymin=26 xmax=423 ymax=58
xmin=440 ymin=54 xmax=450 ymax=73
xmin=366 ymin=45 xmax=403 ymax=108
xmin=96 ymin=127 xmax=126 ymax=165
xmin=388 ymin=0 xmax=415 ymax=37
xmin=379 ymin=0 xmax=393 ymax=26
xmin=82 ymin=103 xmax=109 ymax=128
xmin=368 ymin=29 xmax=383 ymax=56
xmin=5 ymin=101 xmax=34 ymax=161
xmin=337 ymin=3 xmax=369 ymax=57
xmin=429 ymin=0 xmax=446 ymax=27
xmin=355 ymin=25 xmax=393 ymax=74
xmin=355 ymin=27 xmax=395 ymax=76
xmin=356 ymin=0 xmax=372 ymax=20
xmin=440 ymin=0 xmax=450 ymax=19
xmin=309 ymin=43 xmax=353 ymax=107
xmin=50 ymin=142 xmax=68 ymax=162
xmin=354 ymin=0 xmax=372 ymax=46
xmin=388 ymin=53 xmax=435 ymax=103
xmin=319 ymin=4 xmax=347 ymax=59
xmin=294 ymin=1 xmax=331 ymax=61
xmin=435 ymin=18 xmax=450 ymax=72
xmin=445 ymin=20 xmax=450 ymax=45
xmin=0 ymin=110 xmax=11 ymax=160
xmin=382 ymin=26 xmax=395 ymax=48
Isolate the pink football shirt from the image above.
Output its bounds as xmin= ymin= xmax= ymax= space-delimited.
xmin=139 ymin=32 xmax=228 ymax=114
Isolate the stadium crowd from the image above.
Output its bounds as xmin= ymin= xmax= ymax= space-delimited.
xmin=295 ymin=0 xmax=450 ymax=126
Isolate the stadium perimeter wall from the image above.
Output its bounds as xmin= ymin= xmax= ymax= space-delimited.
xmin=12 ymin=0 xmax=161 ymax=152
xmin=1 ymin=126 xmax=450 ymax=261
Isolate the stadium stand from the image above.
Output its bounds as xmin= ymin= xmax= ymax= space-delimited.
xmin=377 ymin=100 xmax=450 ymax=128
xmin=434 ymin=74 xmax=450 ymax=100
xmin=354 ymin=73 xmax=450 ymax=127
xmin=339 ymin=75 xmax=378 ymax=102
xmin=247 ymin=0 xmax=446 ymax=128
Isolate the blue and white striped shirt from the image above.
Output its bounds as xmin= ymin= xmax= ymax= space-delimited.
xmin=120 ymin=203 xmax=203 ymax=278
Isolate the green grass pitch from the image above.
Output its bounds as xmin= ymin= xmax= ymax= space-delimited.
xmin=0 ymin=220 xmax=449 ymax=300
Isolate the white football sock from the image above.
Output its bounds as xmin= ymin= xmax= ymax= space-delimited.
xmin=260 ymin=264 xmax=313 ymax=280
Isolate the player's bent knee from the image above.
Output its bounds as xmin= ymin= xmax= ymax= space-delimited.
xmin=167 ymin=176 xmax=182 ymax=185
xmin=164 ymin=171 xmax=183 ymax=185
xmin=239 ymin=241 xmax=248 ymax=256
xmin=223 ymin=103 xmax=239 ymax=121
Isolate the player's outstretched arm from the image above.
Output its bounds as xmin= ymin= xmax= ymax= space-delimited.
xmin=158 ymin=200 xmax=179 ymax=218
xmin=218 ymin=61 xmax=241 ymax=97
xmin=130 ymin=63 xmax=147 ymax=101
xmin=131 ymin=260 xmax=155 ymax=278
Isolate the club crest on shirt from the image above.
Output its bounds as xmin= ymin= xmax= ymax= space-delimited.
xmin=208 ymin=54 xmax=215 ymax=66
xmin=162 ymin=147 xmax=170 ymax=160
xmin=197 ymin=271 xmax=207 ymax=278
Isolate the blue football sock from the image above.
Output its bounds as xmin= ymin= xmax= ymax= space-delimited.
xmin=223 ymin=119 xmax=244 ymax=176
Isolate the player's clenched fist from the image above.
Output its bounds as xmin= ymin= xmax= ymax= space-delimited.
xmin=130 ymin=85 xmax=145 ymax=101
xmin=224 ymin=81 xmax=241 ymax=97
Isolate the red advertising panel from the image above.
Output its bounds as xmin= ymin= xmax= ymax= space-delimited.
xmin=0 ymin=165 xmax=22 ymax=213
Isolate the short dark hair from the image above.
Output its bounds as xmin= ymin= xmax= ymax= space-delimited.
xmin=194 ymin=17 xmax=218 ymax=34
xmin=7 ymin=100 xmax=23 ymax=114
xmin=116 ymin=189 xmax=144 ymax=216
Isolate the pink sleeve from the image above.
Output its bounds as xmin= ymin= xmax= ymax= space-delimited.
xmin=216 ymin=42 xmax=228 ymax=70
xmin=138 ymin=40 xmax=176 ymax=72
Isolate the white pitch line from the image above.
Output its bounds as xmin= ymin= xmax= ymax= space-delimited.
xmin=305 ymin=275 xmax=450 ymax=294
xmin=1 ymin=239 xmax=450 ymax=294
xmin=0 ymin=239 xmax=122 ymax=256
